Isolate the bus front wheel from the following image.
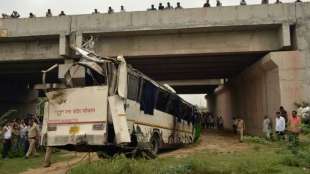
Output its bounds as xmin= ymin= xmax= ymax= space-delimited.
xmin=150 ymin=136 xmax=159 ymax=155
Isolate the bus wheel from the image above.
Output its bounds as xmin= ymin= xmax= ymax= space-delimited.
xmin=150 ymin=136 xmax=159 ymax=155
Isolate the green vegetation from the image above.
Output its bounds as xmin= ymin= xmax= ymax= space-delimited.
xmin=0 ymin=151 xmax=74 ymax=174
xmin=301 ymin=124 xmax=310 ymax=134
xmin=69 ymin=136 xmax=310 ymax=174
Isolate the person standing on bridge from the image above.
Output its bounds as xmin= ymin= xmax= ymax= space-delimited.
xmin=165 ymin=2 xmax=173 ymax=10
xmin=59 ymin=11 xmax=66 ymax=16
xmin=261 ymin=0 xmax=269 ymax=4
xmin=275 ymin=0 xmax=282 ymax=4
xmin=2 ymin=13 xmax=9 ymax=19
xmin=158 ymin=3 xmax=165 ymax=10
xmin=175 ymin=2 xmax=183 ymax=10
xmin=92 ymin=9 xmax=100 ymax=14
xmin=108 ymin=7 xmax=114 ymax=14
xmin=216 ymin=0 xmax=222 ymax=7
xmin=29 ymin=12 xmax=36 ymax=18
xmin=46 ymin=9 xmax=52 ymax=17
xmin=240 ymin=0 xmax=247 ymax=6
xmin=237 ymin=118 xmax=245 ymax=142
xmin=203 ymin=0 xmax=211 ymax=7
xmin=120 ymin=5 xmax=126 ymax=12
xmin=148 ymin=4 xmax=157 ymax=11
xmin=10 ymin=11 xmax=20 ymax=18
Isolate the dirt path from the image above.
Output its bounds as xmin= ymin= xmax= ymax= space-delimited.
xmin=20 ymin=153 xmax=98 ymax=174
xmin=20 ymin=130 xmax=249 ymax=174
xmin=160 ymin=129 xmax=250 ymax=158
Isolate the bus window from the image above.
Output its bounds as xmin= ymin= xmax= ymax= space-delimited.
xmin=140 ymin=80 xmax=158 ymax=115
xmin=167 ymin=95 xmax=181 ymax=121
xmin=127 ymin=74 xmax=140 ymax=101
xmin=156 ymin=89 xmax=170 ymax=112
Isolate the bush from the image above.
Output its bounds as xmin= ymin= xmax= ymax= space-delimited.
xmin=281 ymin=150 xmax=310 ymax=168
xmin=301 ymin=124 xmax=310 ymax=135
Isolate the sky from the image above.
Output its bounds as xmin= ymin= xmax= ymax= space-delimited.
xmin=180 ymin=94 xmax=207 ymax=107
xmin=0 ymin=0 xmax=309 ymax=17
xmin=0 ymin=0 xmax=308 ymax=107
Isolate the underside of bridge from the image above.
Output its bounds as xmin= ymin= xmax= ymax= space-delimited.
xmin=0 ymin=52 xmax=264 ymax=93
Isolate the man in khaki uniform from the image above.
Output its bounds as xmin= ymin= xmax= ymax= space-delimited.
xmin=237 ymin=119 xmax=245 ymax=142
xmin=25 ymin=119 xmax=39 ymax=158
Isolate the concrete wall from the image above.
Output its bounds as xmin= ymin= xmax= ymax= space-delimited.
xmin=0 ymin=84 xmax=38 ymax=118
xmin=0 ymin=38 xmax=60 ymax=61
xmin=213 ymin=51 xmax=306 ymax=135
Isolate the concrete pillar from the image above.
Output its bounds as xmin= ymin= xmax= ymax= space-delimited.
xmin=206 ymin=94 xmax=216 ymax=113
xmin=213 ymin=86 xmax=234 ymax=130
xmin=213 ymin=51 xmax=308 ymax=135
xmin=0 ymin=83 xmax=38 ymax=118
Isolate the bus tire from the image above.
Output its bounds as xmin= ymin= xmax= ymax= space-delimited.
xmin=150 ymin=135 xmax=160 ymax=155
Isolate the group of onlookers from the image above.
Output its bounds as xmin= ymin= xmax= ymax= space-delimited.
xmin=1 ymin=115 xmax=40 ymax=160
xmin=262 ymin=106 xmax=302 ymax=148
xmin=202 ymin=113 xmax=224 ymax=130
xmin=2 ymin=0 xmax=305 ymax=19
xmin=226 ymin=106 xmax=302 ymax=145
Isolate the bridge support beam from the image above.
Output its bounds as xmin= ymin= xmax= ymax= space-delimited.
xmin=211 ymin=51 xmax=309 ymax=135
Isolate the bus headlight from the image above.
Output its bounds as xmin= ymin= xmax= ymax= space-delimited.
xmin=93 ymin=123 xmax=105 ymax=130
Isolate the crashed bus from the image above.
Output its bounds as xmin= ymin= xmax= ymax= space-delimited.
xmin=40 ymin=47 xmax=199 ymax=156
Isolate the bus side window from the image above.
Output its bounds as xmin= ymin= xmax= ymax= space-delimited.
xmin=155 ymin=89 xmax=170 ymax=112
xmin=140 ymin=80 xmax=158 ymax=115
xmin=166 ymin=95 xmax=181 ymax=122
xmin=179 ymin=101 xmax=187 ymax=122
xmin=127 ymin=74 xmax=140 ymax=101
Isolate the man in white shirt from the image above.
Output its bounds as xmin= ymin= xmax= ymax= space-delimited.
xmin=2 ymin=123 xmax=12 ymax=159
xmin=275 ymin=112 xmax=286 ymax=140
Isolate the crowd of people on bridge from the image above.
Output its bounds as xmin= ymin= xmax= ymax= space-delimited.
xmin=1 ymin=0 xmax=305 ymax=19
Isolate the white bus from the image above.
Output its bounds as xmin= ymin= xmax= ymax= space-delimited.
xmin=40 ymin=47 xmax=199 ymax=156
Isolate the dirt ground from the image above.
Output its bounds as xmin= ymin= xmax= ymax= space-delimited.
xmin=160 ymin=129 xmax=249 ymax=158
xmin=20 ymin=153 xmax=99 ymax=174
xmin=20 ymin=130 xmax=249 ymax=174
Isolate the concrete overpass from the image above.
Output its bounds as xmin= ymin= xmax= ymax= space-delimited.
xmin=0 ymin=2 xmax=310 ymax=135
